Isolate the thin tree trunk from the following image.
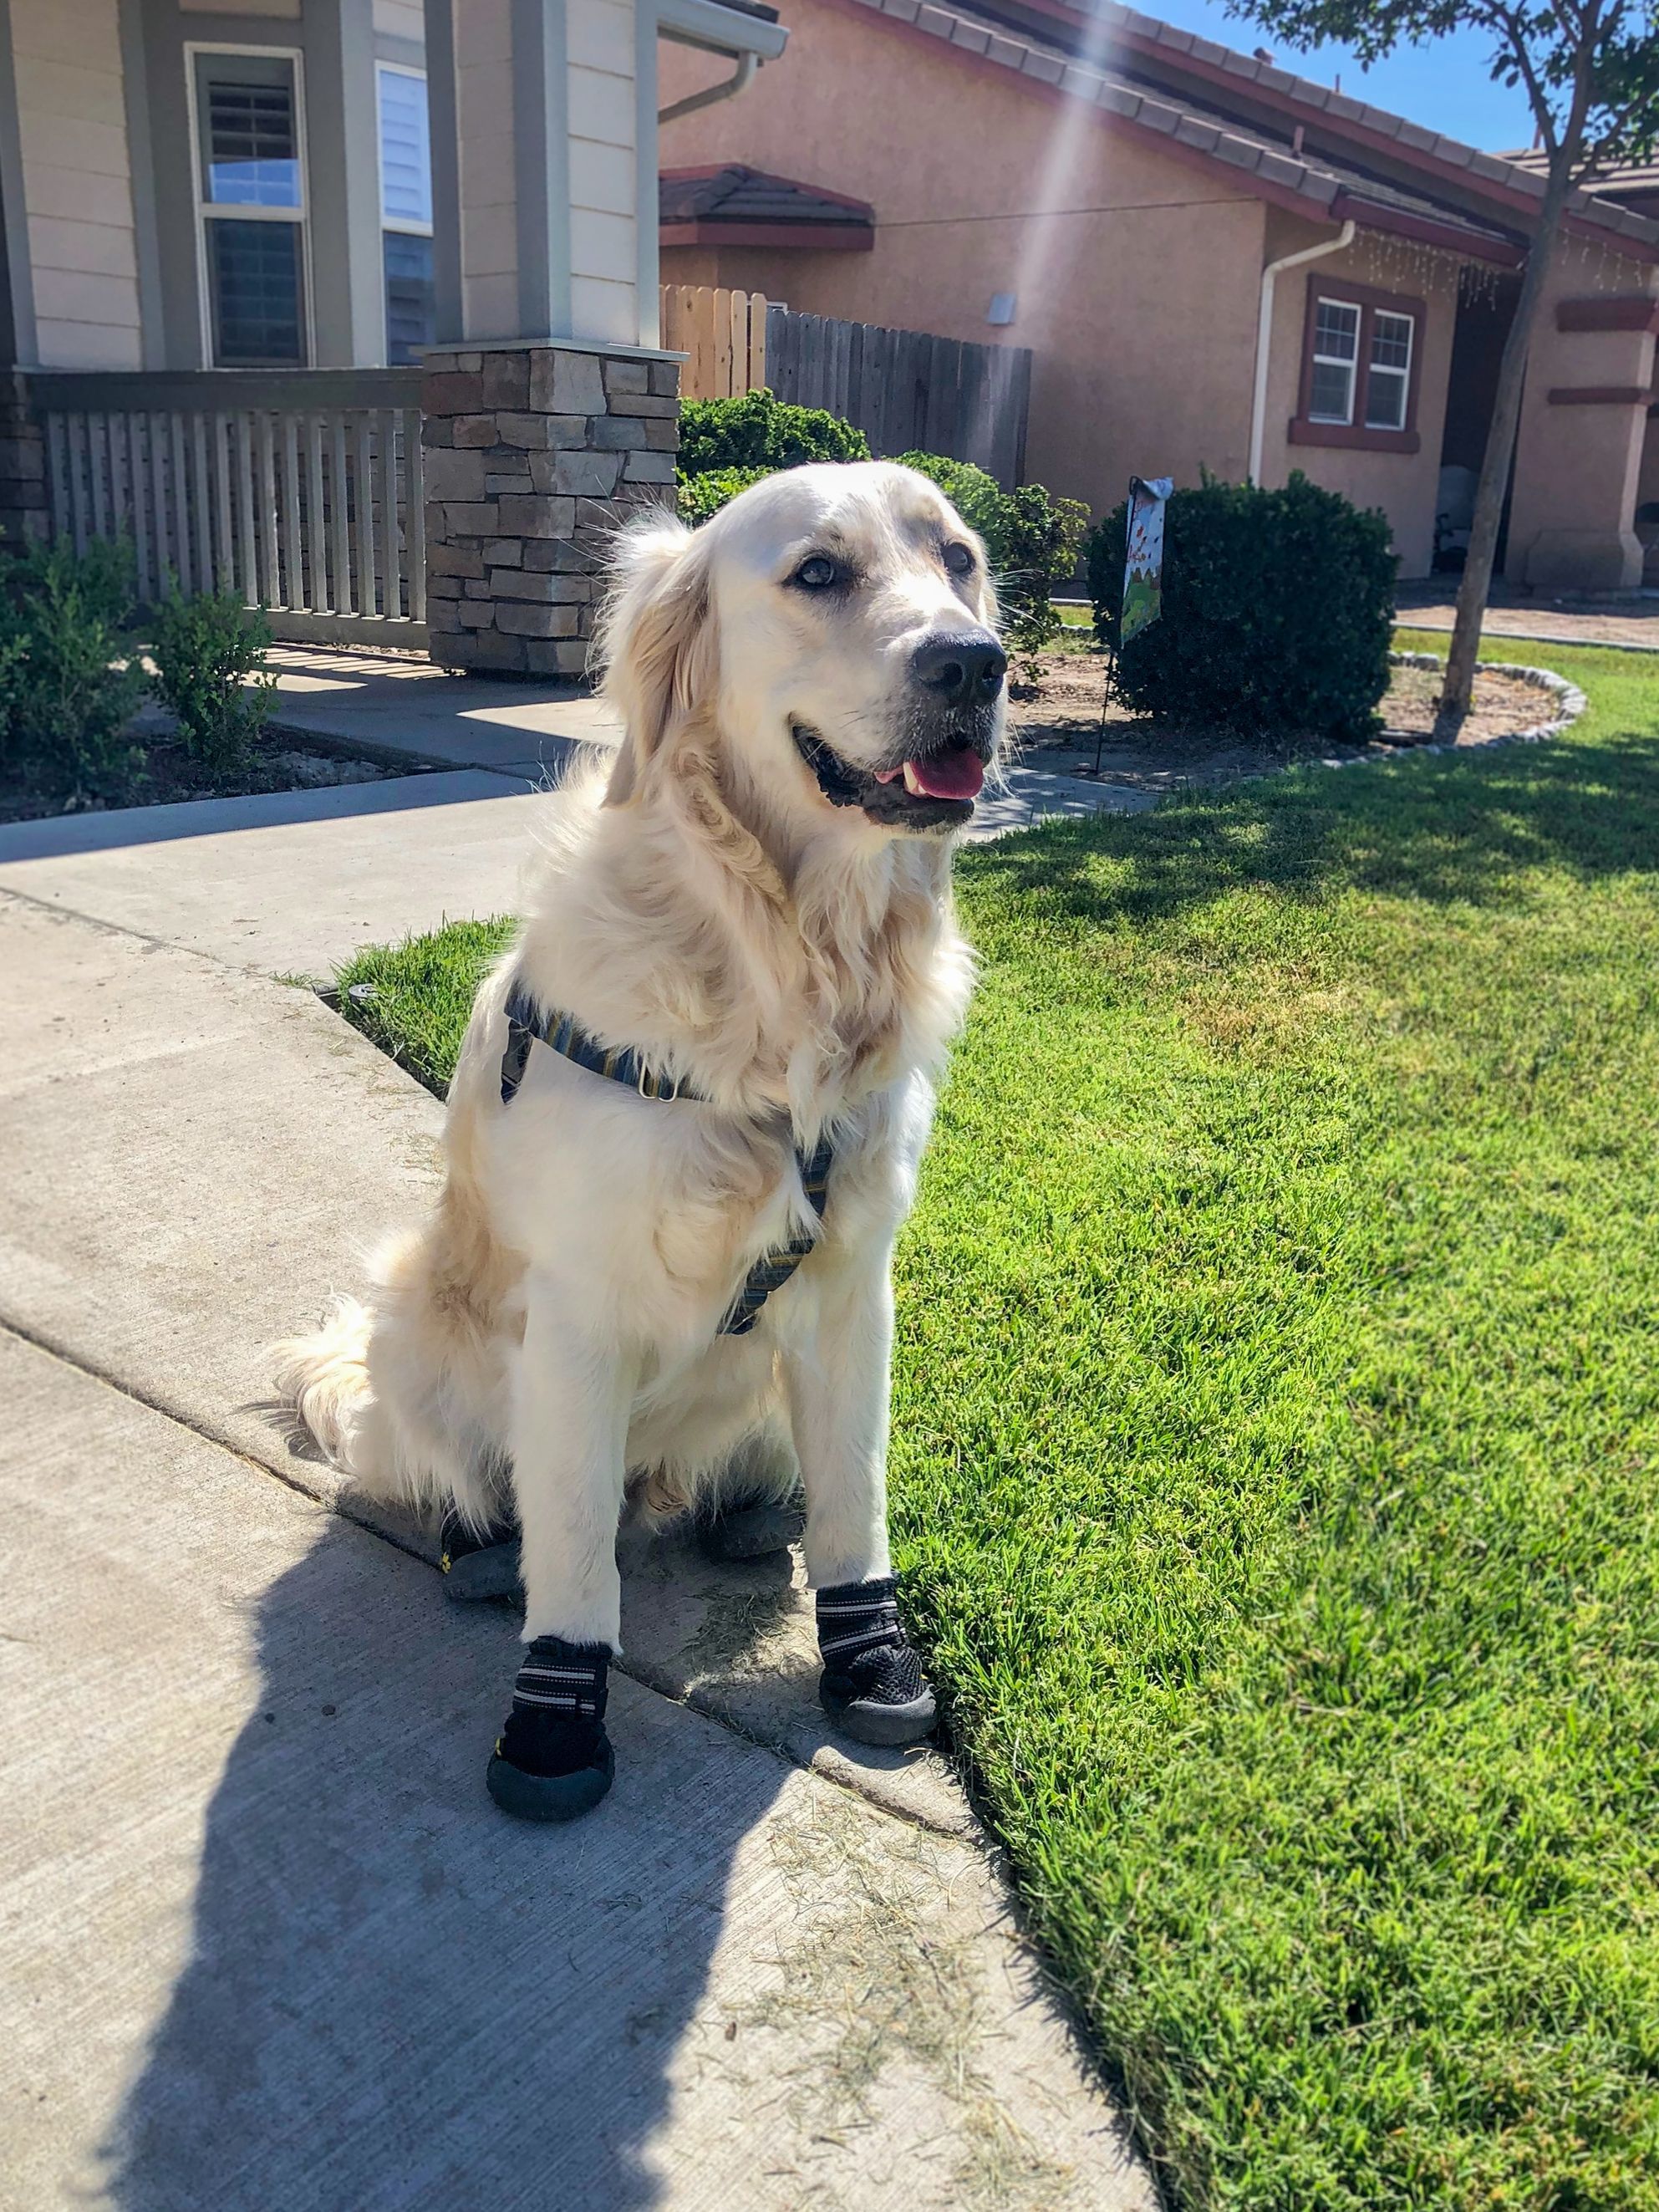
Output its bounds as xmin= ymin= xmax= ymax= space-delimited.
xmin=1433 ymin=159 xmax=1576 ymax=739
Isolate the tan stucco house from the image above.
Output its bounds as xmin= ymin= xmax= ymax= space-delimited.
xmin=658 ymin=0 xmax=1659 ymax=590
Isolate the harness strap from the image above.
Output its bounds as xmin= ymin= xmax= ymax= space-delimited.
xmin=498 ymin=984 xmax=832 ymax=1336
xmin=501 ymin=986 xmax=701 ymax=1106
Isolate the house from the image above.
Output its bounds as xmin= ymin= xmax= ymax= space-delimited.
xmin=657 ymin=0 xmax=1659 ymax=591
xmin=0 ymin=0 xmax=787 ymax=671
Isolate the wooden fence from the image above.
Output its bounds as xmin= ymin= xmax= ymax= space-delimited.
xmin=660 ymin=286 xmax=767 ymax=401
xmin=659 ymin=283 xmax=1031 ymax=487
xmin=766 ymin=308 xmax=1031 ymax=488
xmin=30 ymin=366 xmax=426 ymax=648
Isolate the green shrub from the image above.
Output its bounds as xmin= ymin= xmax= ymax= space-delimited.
xmin=677 ymin=387 xmax=870 ymax=477
xmin=148 ymin=586 xmax=277 ymax=776
xmin=0 ymin=535 xmax=143 ymax=799
xmin=899 ymin=452 xmax=1088 ymax=672
xmin=673 ymin=420 xmax=1087 ymax=679
xmin=677 ymin=465 xmax=772 ymax=526
xmin=1086 ymin=471 xmax=1396 ymax=741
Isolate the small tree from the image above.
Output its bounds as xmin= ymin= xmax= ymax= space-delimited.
xmin=1228 ymin=0 xmax=1658 ymax=736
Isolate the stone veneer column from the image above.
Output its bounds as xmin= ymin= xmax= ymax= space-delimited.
xmin=0 ymin=374 xmax=48 ymax=546
xmin=420 ymin=339 xmax=679 ymax=675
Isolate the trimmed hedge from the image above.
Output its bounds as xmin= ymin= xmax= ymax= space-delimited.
xmin=1086 ymin=472 xmax=1396 ymax=742
xmin=676 ymin=465 xmax=772 ymax=527
xmin=674 ymin=414 xmax=1087 ymax=668
xmin=898 ymin=452 xmax=1087 ymax=661
xmin=677 ymin=388 xmax=869 ymax=477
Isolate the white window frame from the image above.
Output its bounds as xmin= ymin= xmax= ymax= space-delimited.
xmin=376 ymin=61 xmax=434 ymax=366
xmin=185 ymin=41 xmax=313 ymax=370
xmin=1308 ymin=295 xmax=1361 ymax=426
xmin=1365 ymin=308 xmax=1416 ymax=432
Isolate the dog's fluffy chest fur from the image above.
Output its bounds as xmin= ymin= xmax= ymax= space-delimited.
xmin=459 ymin=762 xmax=973 ymax=1352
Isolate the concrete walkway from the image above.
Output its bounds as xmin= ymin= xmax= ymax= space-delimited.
xmin=1392 ymin=585 xmax=1659 ymax=655
xmin=0 ymin=648 xmax=1152 ymax=978
xmin=0 ymin=851 xmax=1156 ymax=2200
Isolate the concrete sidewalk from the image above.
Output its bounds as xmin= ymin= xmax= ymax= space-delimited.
xmin=0 ymin=890 xmax=1155 ymax=2211
xmin=0 ymin=660 xmax=1152 ymax=981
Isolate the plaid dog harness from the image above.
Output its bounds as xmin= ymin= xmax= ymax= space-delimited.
xmin=499 ymin=983 xmax=832 ymax=1336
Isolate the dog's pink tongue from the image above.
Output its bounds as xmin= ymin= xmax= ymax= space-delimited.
xmin=909 ymin=748 xmax=985 ymax=800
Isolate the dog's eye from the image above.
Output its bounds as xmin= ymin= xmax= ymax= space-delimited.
xmin=943 ymin=542 xmax=975 ymax=578
xmin=791 ymin=554 xmax=845 ymax=591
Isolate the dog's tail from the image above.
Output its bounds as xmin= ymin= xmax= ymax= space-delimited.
xmin=270 ymin=1294 xmax=389 ymax=1481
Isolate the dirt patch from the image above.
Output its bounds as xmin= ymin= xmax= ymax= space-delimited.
xmin=0 ymin=724 xmax=417 ymax=826
xmin=1008 ymin=645 xmax=1560 ymax=795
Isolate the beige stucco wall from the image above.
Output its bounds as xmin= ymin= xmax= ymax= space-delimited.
xmin=12 ymin=0 xmax=141 ymax=368
xmin=1254 ymin=220 xmax=1459 ymax=580
xmin=1505 ymin=237 xmax=1659 ymax=593
xmin=659 ymin=0 xmax=1269 ymax=517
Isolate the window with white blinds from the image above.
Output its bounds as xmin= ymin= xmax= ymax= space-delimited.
xmin=378 ymin=64 xmax=434 ymax=364
xmin=190 ymin=48 xmax=308 ymax=367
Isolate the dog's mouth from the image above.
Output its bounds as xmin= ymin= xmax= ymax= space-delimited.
xmin=792 ymin=723 xmax=990 ymax=830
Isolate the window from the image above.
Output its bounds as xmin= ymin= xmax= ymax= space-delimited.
xmin=1366 ymin=309 xmax=1413 ymax=431
xmin=190 ymin=48 xmax=308 ymax=367
xmin=378 ymin=64 xmax=434 ymax=364
xmin=1294 ymin=280 xmax=1422 ymax=453
xmin=1308 ymin=298 xmax=1360 ymax=424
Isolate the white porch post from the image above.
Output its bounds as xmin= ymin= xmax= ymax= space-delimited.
xmin=438 ymin=0 xmax=647 ymax=349
xmin=420 ymin=0 xmax=782 ymax=675
xmin=308 ymin=0 xmax=385 ymax=367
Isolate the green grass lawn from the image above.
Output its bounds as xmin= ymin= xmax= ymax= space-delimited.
xmin=337 ymin=633 xmax=1659 ymax=2211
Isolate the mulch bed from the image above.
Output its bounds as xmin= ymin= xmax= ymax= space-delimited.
xmin=1010 ymin=645 xmax=1556 ymax=795
xmin=0 ymin=726 xmax=415 ymax=827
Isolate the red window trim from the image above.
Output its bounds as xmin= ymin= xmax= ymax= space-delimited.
xmin=1291 ymin=275 xmax=1425 ymax=456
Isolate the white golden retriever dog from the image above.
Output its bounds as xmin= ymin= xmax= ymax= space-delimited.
xmin=276 ymin=461 xmax=1006 ymax=1821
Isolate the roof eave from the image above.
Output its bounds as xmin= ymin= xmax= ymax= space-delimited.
xmin=660 ymin=219 xmax=876 ymax=248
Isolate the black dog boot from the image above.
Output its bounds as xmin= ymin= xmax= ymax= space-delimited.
xmin=439 ymin=1501 xmax=521 ymax=1604
xmin=486 ymin=1637 xmax=615 ymax=1822
xmin=816 ymin=1575 xmax=937 ymax=1746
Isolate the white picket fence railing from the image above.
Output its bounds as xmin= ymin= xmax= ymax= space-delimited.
xmin=30 ymin=369 xmax=426 ymax=647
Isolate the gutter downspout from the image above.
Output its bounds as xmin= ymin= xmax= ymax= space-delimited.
xmin=659 ymin=50 xmax=756 ymax=124
xmin=1248 ymin=218 xmax=1355 ymax=484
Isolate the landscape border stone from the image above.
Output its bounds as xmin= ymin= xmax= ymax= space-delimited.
xmin=1315 ymin=652 xmax=1589 ymax=770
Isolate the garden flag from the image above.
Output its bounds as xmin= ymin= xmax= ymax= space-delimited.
xmin=1121 ymin=475 xmax=1173 ymax=643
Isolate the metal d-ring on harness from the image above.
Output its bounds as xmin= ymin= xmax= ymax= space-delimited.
xmin=498 ymin=983 xmax=833 ymax=1336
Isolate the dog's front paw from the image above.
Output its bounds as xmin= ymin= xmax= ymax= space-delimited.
xmin=815 ymin=1576 xmax=938 ymax=1747
xmin=486 ymin=1635 xmax=616 ymax=1822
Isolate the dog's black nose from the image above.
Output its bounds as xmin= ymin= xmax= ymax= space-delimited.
xmin=910 ymin=631 xmax=1006 ymax=708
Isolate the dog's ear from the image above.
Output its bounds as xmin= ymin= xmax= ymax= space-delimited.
xmin=595 ymin=512 xmax=718 ymax=806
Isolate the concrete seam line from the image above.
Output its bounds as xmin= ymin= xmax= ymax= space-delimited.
xmin=0 ymin=1312 xmax=973 ymax=1848
xmin=0 ymin=881 xmax=288 ymax=987
xmin=0 ymin=1310 xmax=357 ymax=1524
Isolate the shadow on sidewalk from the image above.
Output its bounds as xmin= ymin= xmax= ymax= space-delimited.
xmin=101 ymin=1517 xmax=799 ymax=2212
xmin=0 ymin=767 xmax=536 ymax=868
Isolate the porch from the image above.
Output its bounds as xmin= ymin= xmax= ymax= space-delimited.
xmin=0 ymin=0 xmax=787 ymax=665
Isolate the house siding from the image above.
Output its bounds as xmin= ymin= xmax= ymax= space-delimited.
xmin=567 ymin=0 xmax=638 ymax=346
xmin=455 ymin=0 xmax=517 ymax=337
xmin=12 ymin=0 xmax=140 ymax=368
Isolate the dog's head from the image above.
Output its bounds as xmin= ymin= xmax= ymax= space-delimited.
xmin=597 ymin=461 xmax=1006 ymax=836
